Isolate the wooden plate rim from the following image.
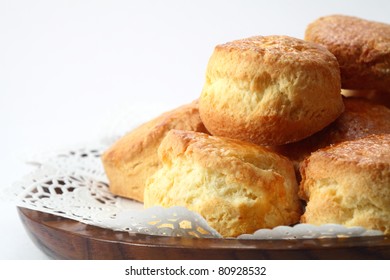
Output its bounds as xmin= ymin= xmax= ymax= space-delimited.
xmin=18 ymin=207 xmax=390 ymax=259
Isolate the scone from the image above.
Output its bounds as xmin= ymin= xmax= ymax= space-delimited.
xmin=299 ymin=134 xmax=390 ymax=234
xmin=342 ymin=89 xmax=390 ymax=109
xmin=101 ymin=100 xmax=208 ymax=202
xmin=144 ymin=129 xmax=302 ymax=237
xmin=199 ymin=35 xmax=344 ymax=146
xmin=270 ymin=97 xmax=390 ymax=172
xmin=305 ymin=15 xmax=390 ymax=91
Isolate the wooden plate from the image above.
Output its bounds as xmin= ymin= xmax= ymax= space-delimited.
xmin=18 ymin=207 xmax=390 ymax=260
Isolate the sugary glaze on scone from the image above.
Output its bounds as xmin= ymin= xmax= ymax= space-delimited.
xmin=299 ymin=134 xmax=390 ymax=234
xmin=102 ymin=100 xmax=208 ymax=202
xmin=199 ymin=35 xmax=343 ymax=146
xmin=144 ymin=129 xmax=302 ymax=237
xmin=305 ymin=15 xmax=390 ymax=90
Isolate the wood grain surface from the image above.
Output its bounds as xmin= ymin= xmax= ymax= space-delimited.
xmin=18 ymin=207 xmax=390 ymax=260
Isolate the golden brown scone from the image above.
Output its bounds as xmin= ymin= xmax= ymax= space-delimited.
xmin=270 ymin=97 xmax=390 ymax=172
xmin=144 ymin=129 xmax=302 ymax=237
xmin=102 ymin=100 xmax=209 ymax=202
xmin=199 ymin=35 xmax=343 ymax=146
xmin=299 ymin=134 xmax=390 ymax=234
xmin=305 ymin=15 xmax=390 ymax=91
xmin=342 ymin=89 xmax=390 ymax=109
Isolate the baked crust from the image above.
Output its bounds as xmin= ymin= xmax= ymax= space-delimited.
xmin=299 ymin=134 xmax=390 ymax=234
xmin=305 ymin=15 xmax=390 ymax=90
xmin=342 ymin=89 xmax=390 ymax=109
xmin=144 ymin=129 xmax=302 ymax=237
xmin=270 ymin=97 xmax=390 ymax=171
xmin=101 ymin=100 xmax=208 ymax=202
xmin=199 ymin=35 xmax=343 ymax=145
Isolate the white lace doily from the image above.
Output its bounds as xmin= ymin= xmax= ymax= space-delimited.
xmin=5 ymin=142 xmax=383 ymax=240
xmin=8 ymin=144 xmax=220 ymax=238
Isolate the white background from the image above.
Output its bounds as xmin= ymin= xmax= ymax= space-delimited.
xmin=0 ymin=0 xmax=389 ymax=260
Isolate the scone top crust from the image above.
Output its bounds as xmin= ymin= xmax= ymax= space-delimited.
xmin=305 ymin=15 xmax=390 ymax=90
xmin=102 ymin=100 xmax=207 ymax=166
xmin=300 ymin=134 xmax=390 ymax=200
xmin=212 ymin=35 xmax=338 ymax=74
xmin=305 ymin=15 xmax=390 ymax=46
xmin=306 ymin=133 xmax=390 ymax=167
xmin=158 ymin=129 xmax=295 ymax=183
xmin=200 ymin=35 xmax=343 ymax=145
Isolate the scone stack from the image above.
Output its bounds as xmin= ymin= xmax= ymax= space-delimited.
xmin=102 ymin=15 xmax=390 ymax=237
xmin=298 ymin=15 xmax=390 ymax=235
